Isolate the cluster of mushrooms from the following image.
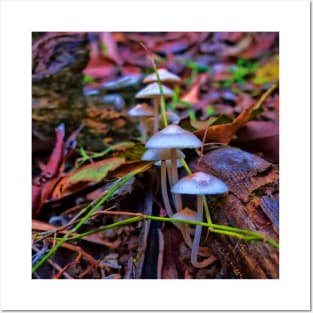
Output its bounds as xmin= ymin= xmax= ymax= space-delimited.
xmin=128 ymin=69 xmax=229 ymax=268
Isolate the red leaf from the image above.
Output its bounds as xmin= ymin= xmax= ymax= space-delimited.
xmin=33 ymin=124 xmax=66 ymax=217
xmin=39 ymin=123 xmax=65 ymax=181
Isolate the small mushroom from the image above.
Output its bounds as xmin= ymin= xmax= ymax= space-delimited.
xmin=135 ymin=82 xmax=173 ymax=133
xmin=142 ymin=148 xmax=185 ymax=217
xmin=128 ymin=103 xmax=154 ymax=142
xmin=171 ymin=172 xmax=228 ymax=268
xmin=145 ymin=124 xmax=202 ymax=211
xmin=143 ymin=68 xmax=181 ymax=85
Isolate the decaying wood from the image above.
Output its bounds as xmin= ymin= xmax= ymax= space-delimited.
xmin=189 ymin=147 xmax=279 ymax=278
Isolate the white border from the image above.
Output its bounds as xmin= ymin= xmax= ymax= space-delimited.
xmin=0 ymin=0 xmax=311 ymax=311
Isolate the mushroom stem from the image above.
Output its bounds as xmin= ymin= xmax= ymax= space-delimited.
xmin=160 ymin=160 xmax=174 ymax=217
xmin=157 ymin=228 xmax=164 ymax=279
xmin=170 ymin=148 xmax=182 ymax=211
xmin=153 ymin=96 xmax=160 ymax=134
xmin=191 ymin=196 xmax=217 ymax=268
xmin=139 ymin=117 xmax=147 ymax=142
xmin=166 ymin=161 xmax=173 ymax=187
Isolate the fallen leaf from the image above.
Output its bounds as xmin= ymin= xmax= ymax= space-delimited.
xmin=194 ymin=85 xmax=276 ymax=144
xmin=68 ymin=157 xmax=126 ymax=183
xmin=33 ymin=124 xmax=66 ymax=217
xmin=232 ymin=121 xmax=279 ymax=162
xmin=36 ymin=123 xmax=65 ymax=183
xmin=238 ymin=32 xmax=278 ymax=59
xmin=193 ymin=101 xmax=254 ymax=144
xmin=99 ymin=32 xmax=123 ymax=66
xmin=253 ymin=54 xmax=279 ymax=84
xmin=51 ymin=157 xmax=125 ymax=200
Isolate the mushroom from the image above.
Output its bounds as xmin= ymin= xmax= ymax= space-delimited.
xmin=142 ymin=148 xmax=185 ymax=217
xmin=172 ymin=208 xmax=213 ymax=258
xmin=143 ymin=68 xmax=181 ymax=85
xmin=145 ymin=124 xmax=202 ymax=211
xmin=128 ymin=103 xmax=154 ymax=142
xmin=135 ymin=82 xmax=173 ymax=133
xmin=171 ymin=171 xmax=228 ymax=268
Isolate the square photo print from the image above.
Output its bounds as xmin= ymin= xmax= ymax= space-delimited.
xmin=32 ymin=32 xmax=279 ymax=279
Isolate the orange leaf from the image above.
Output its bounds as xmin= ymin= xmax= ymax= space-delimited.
xmin=194 ymin=102 xmax=254 ymax=144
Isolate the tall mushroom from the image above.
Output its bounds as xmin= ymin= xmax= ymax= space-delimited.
xmin=171 ymin=172 xmax=228 ymax=268
xmin=145 ymin=124 xmax=202 ymax=211
xmin=128 ymin=103 xmax=154 ymax=142
xmin=141 ymin=148 xmax=185 ymax=217
xmin=135 ymin=82 xmax=173 ymax=134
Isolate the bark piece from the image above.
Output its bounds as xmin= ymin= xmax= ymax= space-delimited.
xmin=190 ymin=147 xmax=279 ymax=278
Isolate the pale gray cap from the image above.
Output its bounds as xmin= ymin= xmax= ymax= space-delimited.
xmin=142 ymin=148 xmax=185 ymax=161
xmin=128 ymin=103 xmax=154 ymax=117
xmin=145 ymin=124 xmax=202 ymax=149
xmin=143 ymin=68 xmax=181 ymax=84
xmin=135 ymin=82 xmax=173 ymax=99
xmin=171 ymin=172 xmax=228 ymax=195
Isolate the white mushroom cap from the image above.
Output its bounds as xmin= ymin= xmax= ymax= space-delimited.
xmin=135 ymin=82 xmax=173 ymax=99
xmin=128 ymin=103 xmax=154 ymax=117
xmin=145 ymin=124 xmax=202 ymax=149
xmin=171 ymin=172 xmax=228 ymax=195
xmin=143 ymin=68 xmax=181 ymax=84
xmin=141 ymin=148 xmax=185 ymax=161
